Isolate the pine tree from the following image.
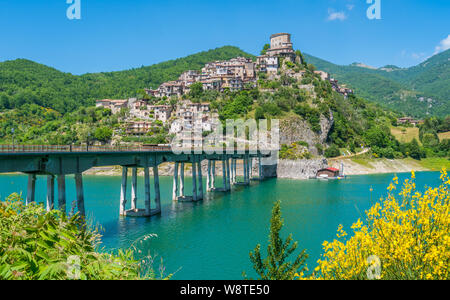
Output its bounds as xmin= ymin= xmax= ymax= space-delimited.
xmin=245 ymin=200 xmax=308 ymax=280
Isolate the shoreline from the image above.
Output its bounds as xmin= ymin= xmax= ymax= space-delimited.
xmin=329 ymin=157 xmax=448 ymax=176
xmin=0 ymin=158 xmax=447 ymax=179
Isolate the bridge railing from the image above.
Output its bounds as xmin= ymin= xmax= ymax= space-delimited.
xmin=0 ymin=144 xmax=172 ymax=153
xmin=0 ymin=144 xmax=278 ymax=154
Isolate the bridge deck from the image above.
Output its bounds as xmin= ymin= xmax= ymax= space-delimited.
xmin=0 ymin=145 xmax=274 ymax=175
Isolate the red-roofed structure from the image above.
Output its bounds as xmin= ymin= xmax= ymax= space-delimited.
xmin=317 ymin=167 xmax=340 ymax=178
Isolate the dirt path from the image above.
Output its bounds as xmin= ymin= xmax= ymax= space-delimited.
xmin=329 ymin=148 xmax=370 ymax=160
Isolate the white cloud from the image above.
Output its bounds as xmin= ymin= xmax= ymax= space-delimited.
xmin=346 ymin=4 xmax=355 ymax=11
xmin=434 ymin=35 xmax=450 ymax=54
xmin=327 ymin=9 xmax=347 ymax=21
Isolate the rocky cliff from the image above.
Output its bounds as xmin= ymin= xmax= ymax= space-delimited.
xmin=280 ymin=112 xmax=334 ymax=155
xmin=277 ymin=159 xmax=328 ymax=179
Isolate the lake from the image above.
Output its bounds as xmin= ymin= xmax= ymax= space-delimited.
xmin=0 ymin=171 xmax=443 ymax=279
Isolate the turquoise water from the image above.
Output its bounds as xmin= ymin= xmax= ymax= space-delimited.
xmin=0 ymin=171 xmax=443 ymax=279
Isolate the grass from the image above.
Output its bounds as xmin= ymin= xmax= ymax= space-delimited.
xmin=415 ymin=157 xmax=450 ymax=171
xmin=438 ymin=131 xmax=450 ymax=141
xmin=391 ymin=127 xmax=421 ymax=144
xmin=351 ymin=158 xmax=375 ymax=169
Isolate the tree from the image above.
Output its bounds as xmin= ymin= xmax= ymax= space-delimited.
xmin=94 ymin=126 xmax=113 ymax=143
xmin=325 ymin=145 xmax=341 ymax=158
xmin=188 ymin=82 xmax=204 ymax=99
xmin=255 ymin=107 xmax=265 ymax=120
xmin=260 ymin=44 xmax=270 ymax=55
xmin=245 ymin=201 xmax=308 ymax=280
xmin=408 ymin=138 xmax=425 ymax=160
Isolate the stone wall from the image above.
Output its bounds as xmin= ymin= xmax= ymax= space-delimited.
xmin=276 ymin=159 xmax=328 ymax=180
xmin=280 ymin=113 xmax=334 ymax=156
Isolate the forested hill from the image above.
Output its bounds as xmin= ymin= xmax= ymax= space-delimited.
xmin=304 ymin=50 xmax=450 ymax=118
xmin=1 ymin=45 xmax=448 ymax=118
xmin=0 ymin=46 xmax=255 ymax=113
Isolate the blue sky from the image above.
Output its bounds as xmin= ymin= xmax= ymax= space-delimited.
xmin=0 ymin=0 xmax=449 ymax=74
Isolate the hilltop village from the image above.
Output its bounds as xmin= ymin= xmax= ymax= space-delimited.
xmin=96 ymin=33 xmax=353 ymax=139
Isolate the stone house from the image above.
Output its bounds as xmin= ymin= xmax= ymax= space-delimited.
xmin=96 ymin=99 xmax=129 ymax=114
xmin=126 ymin=121 xmax=153 ymax=135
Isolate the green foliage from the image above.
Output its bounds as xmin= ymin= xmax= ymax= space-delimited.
xmin=413 ymin=116 xmax=450 ymax=157
xmin=303 ymin=50 xmax=450 ymax=118
xmin=407 ymin=138 xmax=427 ymax=160
xmin=1 ymin=43 xmax=445 ymax=163
xmin=279 ymin=142 xmax=312 ymax=160
xmin=315 ymin=143 xmax=324 ymax=155
xmin=0 ymin=105 xmax=118 ymax=145
xmin=254 ymin=107 xmax=265 ymax=120
xmin=260 ymin=44 xmax=270 ymax=55
xmin=188 ymin=82 xmax=204 ymax=99
xmin=245 ymin=201 xmax=308 ymax=280
xmin=324 ymin=145 xmax=341 ymax=158
xmin=218 ymin=91 xmax=254 ymax=121
xmin=0 ymin=194 xmax=164 ymax=280
xmin=0 ymin=46 xmax=254 ymax=114
xmin=294 ymin=104 xmax=321 ymax=133
xmin=94 ymin=126 xmax=113 ymax=143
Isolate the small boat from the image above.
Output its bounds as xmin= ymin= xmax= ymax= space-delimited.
xmin=318 ymin=174 xmax=331 ymax=180
xmin=313 ymin=164 xmax=346 ymax=180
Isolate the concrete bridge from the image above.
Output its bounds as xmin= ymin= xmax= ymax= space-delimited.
xmin=0 ymin=145 xmax=276 ymax=218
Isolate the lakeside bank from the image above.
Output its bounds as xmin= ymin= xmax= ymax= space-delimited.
xmin=80 ymin=157 xmax=449 ymax=179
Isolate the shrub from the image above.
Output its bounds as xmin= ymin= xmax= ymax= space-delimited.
xmin=315 ymin=143 xmax=324 ymax=155
xmin=306 ymin=171 xmax=450 ymax=280
xmin=325 ymin=145 xmax=341 ymax=158
xmin=244 ymin=201 xmax=308 ymax=280
xmin=0 ymin=194 xmax=165 ymax=280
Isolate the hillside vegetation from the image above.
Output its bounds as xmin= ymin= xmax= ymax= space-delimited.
xmin=304 ymin=50 xmax=450 ymax=118
xmin=1 ymin=46 xmax=447 ymax=118
xmin=0 ymin=46 xmax=254 ymax=113
xmin=0 ymin=45 xmax=447 ymax=161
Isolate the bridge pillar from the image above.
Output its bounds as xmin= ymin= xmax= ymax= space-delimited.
xmin=235 ymin=157 xmax=250 ymax=186
xmin=131 ymin=167 xmax=138 ymax=210
xmin=153 ymin=165 xmax=161 ymax=213
xmin=206 ymin=160 xmax=211 ymax=192
xmin=259 ymin=155 xmax=263 ymax=180
xmin=197 ymin=158 xmax=203 ymax=200
xmin=225 ymin=158 xmax=231 ymax=191
xmin=57 ymin=175 xmax=66 ymax=213
xmin=46 ymin=175 xmax=55 ymax=212
xmin=248 ymin=156 xmax=253 ymax=181
xmin=247 ymin=156 xmax=251 ymax=184
xmin=192 ymin=157 xmax=198 ymax=201
xmin=144 ymin=167 xmax=151 ymax=215
xmin=211 ymin=160 xmax=216 ymax=189
xmin=180 ymin=163 xmax=185 ymax=197
xmin=234 ymin=158 xmax=238 ymax=183
xmin=231 ymin=158 xmax=236 ymax=184
xmin=243 ymin=157 xmax=248 ymax=183
xmin=75 ymin=173 xmax=85 ymax=217
xmin=119 ymin=167 xmax=128 ymax=216
xmin=222 ymin=159 xmax=227 ymax=191
xmin=173 ymin=162 xmax=179 ymax=201
xmin=26 ymin=174 xmax=36 ymax=205
xmin=229 ymin=159 xmax=233 ymax=185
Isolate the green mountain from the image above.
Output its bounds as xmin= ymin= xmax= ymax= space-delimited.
xmin=1 ymin=44 xmax=448 ymax=118
xmin=0 ymin=46 xmax=254 ymax=113
xmin=304 ymin=50 xmax=450 ymax=118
